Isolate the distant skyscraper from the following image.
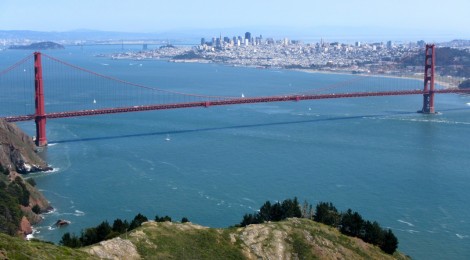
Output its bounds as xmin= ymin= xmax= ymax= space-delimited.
xmin=245 ymin=32 xmax=251 ymax=42
xmin=201 ymin=38 xmax=205 ymax=45
xmin=387 ymin=40 xmax=393 ymax=49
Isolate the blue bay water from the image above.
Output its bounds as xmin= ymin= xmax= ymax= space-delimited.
xmin=1 ymin=46 xmax=470 ymax=259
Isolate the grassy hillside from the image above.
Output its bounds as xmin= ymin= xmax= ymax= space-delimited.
xmin=83 ymin=218 xmax=410 ymax=259
xmin=0 ymin=218 xmax=410 ymax=259
xmin=0 ymin=233 xmax=95 ymax=259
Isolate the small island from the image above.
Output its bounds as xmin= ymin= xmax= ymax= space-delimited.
xmin=9 ymin=41 xmax=64 ymax=50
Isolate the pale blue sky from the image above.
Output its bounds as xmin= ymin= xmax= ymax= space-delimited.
xmin=1 ymin=0 xmax=469 ymax=38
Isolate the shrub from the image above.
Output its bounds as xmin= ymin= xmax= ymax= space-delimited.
xmin=32 ymin=205 xmax=41 ymax=214
xmin=26 ymin=178 xmax=36 ymax=187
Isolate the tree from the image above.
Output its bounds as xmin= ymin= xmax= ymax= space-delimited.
xmin=314 ymin=202 xmax=340 ymax=227
xmin=362 ymin=221 xmax=384 ymax=245
xmin=181 ymin=217 xmax=189 ymax=223
xmin=80 ymin=228 xmax=98 ymax=246
xmin=112 ymin=218 xmax=129 ymax=233
xmin=340 ymin=209 xmax=364 ymax=237
xmin=239 ymin=213 xmax=262 ymax=227
xmin=96 ymin=221 xmax=112 ymax=241
xmin=26 ymin=178 xmax=36 ymax=187
xmin=129 ymin=213 xmax=148 ymax=230
xmin=380 ymin=229 xmax=398 ymax=254
xmin=60 ymin=232 xmax=82 ymax=248
xmin=281 ymin=197 xmax=302 ymax=219
xmin=258 ymin=201 xmax=272 ymax=221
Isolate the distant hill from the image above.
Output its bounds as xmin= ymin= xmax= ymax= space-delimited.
xmin=459 ymin=79 xmax=470 ymax=89
xmin=0 ymin=219 xmax=410 ymax=259
xmin=401 ymin=47 xmax=470 ymax=77
xmin=0 ymin=30 xmax=167 ymax=42
xmin=9 ymin=41 xmax=64 ymax=50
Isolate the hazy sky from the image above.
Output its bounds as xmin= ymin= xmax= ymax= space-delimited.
xmin=1 ymin=0 xmax=469 ymax=37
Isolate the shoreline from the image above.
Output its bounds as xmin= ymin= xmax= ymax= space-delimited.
xmin=107 ymin=54 xmax=460 ymax=90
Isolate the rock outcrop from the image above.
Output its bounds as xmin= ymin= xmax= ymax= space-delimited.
xmin=0 ymin=119 xmax=52 ymax=174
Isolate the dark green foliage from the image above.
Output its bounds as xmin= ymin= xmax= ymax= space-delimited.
xmin=0 ymin=192 xmax=22 ymax=235
xmin=130 ymin=213 xmax=148 ymax=230
xmin=310 ymin=202 xmax=398 ymax=255
xmin=314 ymin=202 xmax=340 ymax=227
xmin=80 ymin=228 xmax=98 ymax=246
xmin=281 ymin=197 xmax=302 ymax=219
xmin=59 ymin=232 xmax=82 ymax=248
xmin=105 ymin=231 xmax=120 ymax=240
xmin=7 ymin=177 xmax=30 ymax=207
xmin=0 ymin=178 xmax=26 ymax=235
xmin=173 ymin=50 xmax=203 ymax=60
xmin=155 ymin=215 xmax=172 ymax=222
xmin=362 ymin=221 xmax=384 ymax=245
xmin=112 ymin=218 xmax=129 ymax=233
xmin=95 ymin=221 xmax=112 ymax=241
xmin=26 ymin=178 xmax=36 ymax=187
xmin=32 ymin=204 xmax=41 ymax=214
xmin=239 ymin=213 xmax=262 ymax=227
xmin=181 ymin=217 xmax=189 ymax=223
xmin=61 ymin=213 xmax=149 ymax=248
xmin=340 ymin=209 xmax=364 ymax=237
xmin=380 ymin=229 xmax=399 ymax=254
xmin=239 ymin=197 xmax=302 ymax=227
xmin=0 ymin=164 xmax=8 ymax=175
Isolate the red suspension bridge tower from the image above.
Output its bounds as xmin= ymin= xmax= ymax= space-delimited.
xmin=421 ymin=44 xmax=435 ymax=114
xmin=34 ymin=52 xmax=47 ymax=147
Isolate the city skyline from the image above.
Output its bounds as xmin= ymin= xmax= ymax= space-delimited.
xmin=0 ymin=0 xmax=469 ymax=41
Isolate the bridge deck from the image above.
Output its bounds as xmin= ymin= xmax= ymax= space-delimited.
xmin=3 ymin=88 xmax=470 ymax=123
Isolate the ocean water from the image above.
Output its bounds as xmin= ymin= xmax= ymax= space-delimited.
xmin=1 ymin=45 xmax=470 ymax=259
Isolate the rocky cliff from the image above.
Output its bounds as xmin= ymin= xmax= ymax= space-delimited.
xmin=0 ymin=119 xmax=51 ymax=174
xmin=0 ymin=119 xmax=52 ymax=237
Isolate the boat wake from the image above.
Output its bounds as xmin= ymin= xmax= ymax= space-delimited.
xmin=397 ymin=219 xmax=415 ymax=227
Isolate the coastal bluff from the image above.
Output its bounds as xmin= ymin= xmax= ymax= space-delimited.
xmin=0 ymin=119 xmax=51 ymax=174
xmin=0 ymin=118 xmax=52 ymax=237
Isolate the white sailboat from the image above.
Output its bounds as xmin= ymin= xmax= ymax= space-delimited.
xmin=241 ymin=93 xmax=245 ymax=98
xmin=93 ymin=99 xmax=97 ymax=104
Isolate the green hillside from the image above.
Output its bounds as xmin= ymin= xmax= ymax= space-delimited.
xmin=0 ymin=219 xmax=410 ymax=259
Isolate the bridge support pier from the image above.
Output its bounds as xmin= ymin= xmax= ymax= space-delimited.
xmin=421 ymin=44 xmax=435 ymax=114
xmin=34 ymin=52 xmax=47 ymax=147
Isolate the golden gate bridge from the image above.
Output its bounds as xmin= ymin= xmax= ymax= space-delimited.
xmin=1 ymin=44 xmax=469 ymax=147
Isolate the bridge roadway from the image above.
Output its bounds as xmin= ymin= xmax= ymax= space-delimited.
xmin=4 ymin=88 xmax=470 ymax=123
